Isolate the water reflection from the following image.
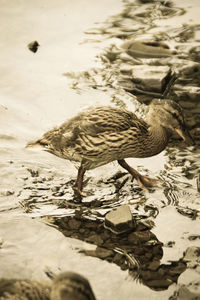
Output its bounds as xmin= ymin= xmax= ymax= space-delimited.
xmin=47 ymin=213 xmax=186 ymax=291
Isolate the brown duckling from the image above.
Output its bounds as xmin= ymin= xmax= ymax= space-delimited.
xmin=0 ymin=271 xmax=96 ymax=300
xmin=27 ymin=99 xmax=193 ymax=199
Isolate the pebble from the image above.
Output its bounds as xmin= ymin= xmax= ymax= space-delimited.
xmin=86 ymin=234 xmax=104 ymax=246
xmin=147 ymin=278 xmax=172 ymax=288
xmin=95 ymin=246 xmax=114 ymax=259
xmin=128 ymin=231 xmax=152 ymax=245
xmin=68 ymin=219 xmax=81 ymax=230
xmin=131 ymin=65 xmax=171 ymax=93
xmin=104 ymin=205 xmax=134 ymax=234
xmin=147 ymin=260 xmax=160 ymax=271
xmin=183 ymin=246 xmax=200 ymax=262
xmin=178 ymin=281 xmax=200 ymax=300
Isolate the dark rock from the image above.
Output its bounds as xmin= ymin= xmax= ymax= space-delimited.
xmin=100 ymin=231 xmax=111 ymax=242
xmin=104 ymin=205 xmax=134 ymax=234
xmin=144 ymin=252 xmax=153 ymax=260
xmin=128 ymin=231 xmax=152 ymax=245
xmin=146 ymin=278 xmax=172 ymax=289
xmin=176 ymin=207 xmax=198 ymax=219
xmin=120 ymin=260 xmax=129 ymax=271
xmin=28 ymin=40 xmax=40 ymax=53
xmin=113 ymin=253 xmax=123 ymax=264
xmin=147 ymin=260 xmax=160 ymax=271
xmin=68 ymin=219 xmax=81 ymax=230
xmin=178 ymin=100 xmax=196 ymax=110
xmin=164 ymin=241 xmax=175 ymax=248
xmin=189 ymin=45 xmax=200 ymax=62
xmin=188 ymin=234 xmax=200 ymax=241
xmin=142 ymin=270 xmax=153 ymax=280
xmin=95 ymin=246 xmax=114 ymax=259
xmin=152 ymin=245 xmax=163 ymax=257
xmin=168 ymin=262 xmax=186 ymax=276
xmin=0 ymin=238 xmax=3 ymax=248
xmin=86 ymin=234 xmax=104 ymax=246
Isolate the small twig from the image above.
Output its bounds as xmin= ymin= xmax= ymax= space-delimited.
xmin=114 ymin=247 xmax=140 ymax=269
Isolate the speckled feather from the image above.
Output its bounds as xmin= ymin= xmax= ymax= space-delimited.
xmin=0 ymin=272 xmax=96 ymax=300
xmin=39 ymin=106 xmax=151 ymax=168
xmin=0 ymin=279 xmax=50 ymax=300
xmin=27 ymin=99 xmax=192 ymax=194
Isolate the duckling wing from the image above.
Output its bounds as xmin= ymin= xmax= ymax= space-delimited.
xmin=59 ymin=106 xmax=149 ymax=164
xmin=77 ymin=106 xmax=148 ymax=135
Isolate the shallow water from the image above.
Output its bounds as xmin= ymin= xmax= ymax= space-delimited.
xmin=0 ymin=0 xmax=200 ymax=299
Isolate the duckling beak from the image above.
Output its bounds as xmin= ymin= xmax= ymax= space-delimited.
xmin=175 ymin=128 xmax=195 ymax=145
xmin=26 ymin=139 xmax=46 ymax=149
xmin=26 ymin=140 xmax=37 ymax=148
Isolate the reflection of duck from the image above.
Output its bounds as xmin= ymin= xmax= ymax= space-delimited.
xmin=27 ymin=99 xmax=193 ymax=198
xmin=50 ymin=272 xmax=96 ymax=300
xmin=0 ymin=271 xmax=96 ymax=300
xmin=121 ymin=39 xmax=176 ymax=58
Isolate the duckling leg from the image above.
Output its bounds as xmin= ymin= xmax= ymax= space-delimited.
xmin=118 ymin=159 xmax=158 ymax=190
xmin=73 ymin=165 xmax=86 ymax=199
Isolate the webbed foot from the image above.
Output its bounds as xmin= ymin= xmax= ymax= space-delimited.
xmin=135 ymin=175 xmax=160 ymax=190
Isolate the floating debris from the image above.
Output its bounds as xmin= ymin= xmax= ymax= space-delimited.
xmin=27 ymin=40 xmax=40 ymax=53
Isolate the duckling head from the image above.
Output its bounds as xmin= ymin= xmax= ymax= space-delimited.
xmin=146 ymin=99 xmax=194 ymax=145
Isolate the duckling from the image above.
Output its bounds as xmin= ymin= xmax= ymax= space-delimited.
xmin=27 ymin=99 xmax=193 ymax=199
xmin=50 ymin=272 xmax=96 ymax=300
xmin=0 ymin=271 xmax=96 ymax=300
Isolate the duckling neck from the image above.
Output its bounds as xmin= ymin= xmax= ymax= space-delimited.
xmin=145 ymin=124 xmax=171 ymax=157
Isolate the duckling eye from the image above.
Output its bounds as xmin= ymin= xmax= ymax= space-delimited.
xmin=172 ymin=112 xmax=179 ymax=119
xmin=39 ymin=141 xmax=49 ymax=147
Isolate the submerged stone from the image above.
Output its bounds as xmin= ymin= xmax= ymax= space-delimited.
xmin=128 ymin=231 xmax=153 ymax=245
xmin=121 ymin=39 xmax=174 ymax=58
xmin=131 ymin=65 xmax=171 ymax=93
xmin=183 ymin=246 xmax=200 ymax=262
xmin=174 ymin=85 xmax=200 ymax=102
xmin=95 ymin=246 xmax=114 ymax=259
xmin=189 ymin=45 xmax=200 ymax=62
xmin=104 ymin=205 xmax=134 ymax=234
xmin=177 ymin=281 xmax=200 ymax=300
xmin=68 ymin=219 xmax=81 ymax=230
